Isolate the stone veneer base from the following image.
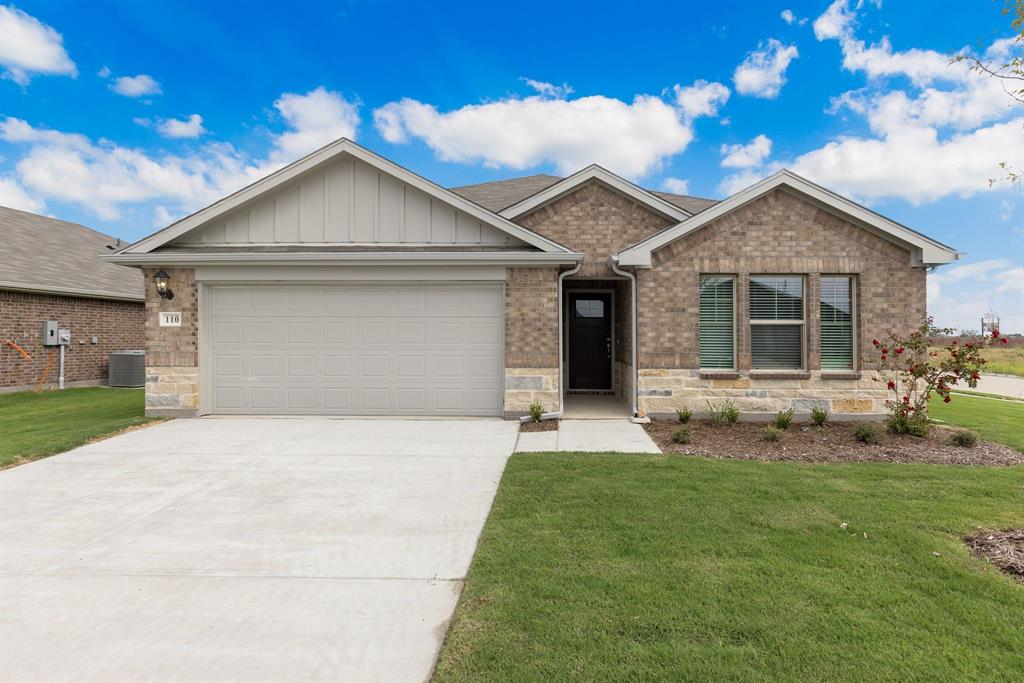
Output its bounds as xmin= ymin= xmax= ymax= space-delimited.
xmin=145 ymin=366 xmax=199 ymax=418
xmin=504 ymin=367 xmax=559 ymax=417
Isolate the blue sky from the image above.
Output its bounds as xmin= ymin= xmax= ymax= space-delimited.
xmin=1 ymin=0 xmax=1021 ymax=331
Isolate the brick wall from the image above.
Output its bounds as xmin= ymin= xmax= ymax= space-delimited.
xmin=0 ymin=290 xmax=144 ymax=390
xmin=505 ymin=267 xmax=560 ymax=368
xmin=0 ymin=288 xmax=144 ymax=389
xmin=636 ymin=189 xmax=926 ymax=371
xmin=516 ymin=181 xmax=674 ymax=278
xmin=142 ymin=267 xmax=199 ymax=416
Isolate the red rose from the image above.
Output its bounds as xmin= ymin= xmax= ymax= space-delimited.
xmin=872 ymin=339 xmax=880 ymax=346
xmin=887 ymin=380 xmax=896 ymax=390
xmin=902 ymin=395 xmax=910 ymax=403
xmin=1002 ymin=338 xmax=1008 ymax=344
xmin=895 ymin=347 xmax=904 ymax=354
xmin=943 ymin=396 xmax=951 ymax=403
xmin=991 ymin=329 xmax=1000 ymax=338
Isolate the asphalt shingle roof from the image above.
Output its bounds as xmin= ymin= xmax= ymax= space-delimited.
xmin=0 ymin=206 xmax=143 ymax=300
xmin=450 ymin=174 xmax=719 ymax=215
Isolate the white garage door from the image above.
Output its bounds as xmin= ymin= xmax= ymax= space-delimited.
xmin=206 ymin=284 xmax=503 ymax=416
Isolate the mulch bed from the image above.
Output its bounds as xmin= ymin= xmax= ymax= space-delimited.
xmin=520 ymin=420 xmax=559 ymax=433
xmin=644 ymin=420 xmax=1024 ymax=466
xmin=965 ymin=530 xmax=1024 ymax=584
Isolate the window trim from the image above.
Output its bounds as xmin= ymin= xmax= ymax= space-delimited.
xmin=819 ymin=274 xmax=858 ymax=372
xmin=698 ymin=274 xmax=737 ymax=371
xmin=749 ymin=274 xmax=806 ymax=371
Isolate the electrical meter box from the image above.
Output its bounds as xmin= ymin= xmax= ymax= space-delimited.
xmin=58 ymin=329 xmax=71 ymax=345
xmin=42 ymin=320 xmax=60 ymax=346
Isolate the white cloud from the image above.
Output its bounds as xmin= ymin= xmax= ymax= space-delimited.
xmin=523 ymin=78 xmax=573 ymax=99
xmin=780 ymin=9 xmax=807 ymax=26
xmin=271 ymin=87 xmax=359 ymax=163
xmin=156 ymin=114 xmax=206 ymax=139
xmin=374 ymin=80 xmax=729 ymax=178
xmin=96 ymin=65 xmax=110 ymax=78
xmin=928 ymin=259 xmax=1024 ymax=333
xmin=0 ymin=86 xmax=361 ymax=221
xmin=733 ymin=39 xmax=799 ymax=98
xmin=721 ymin=3 xmax=1023 ymax=204
xmin=720 ymin=134 xmax=773 ymax=168
xmin=0 ymin=5 xmax=76 ymax=85
xmin=0 ymin=176 xmax=45 ymax=213
xmin=673 ymin=80 xmax=731 ymax=119
xmin=661 ymin=177 xmax=690 ymax=194
xmin=1000 ymin=199 xmax=1014 ymax=221
xmin=111 ymin=74 xmax=161 ymax=97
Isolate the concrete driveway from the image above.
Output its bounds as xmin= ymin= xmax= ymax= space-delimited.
xmin=0 ymin=418 xmax=518 ymax=682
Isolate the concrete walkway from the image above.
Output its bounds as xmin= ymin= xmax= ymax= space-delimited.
xmin=0 ymin=418 xmax=518 ymax=683
xmin=969 ymin=373 xmax=1024 ymax=399
xmin=516 ymin=419 xmax=661 ymax=453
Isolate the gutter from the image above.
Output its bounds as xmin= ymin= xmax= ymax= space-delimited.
xmin=519 ymin=258 xmax=583 ymax=423
xmin=103 ymin=251 xmax=583 ymax=267
xmin=0 ymin=281 xmax=144 ymax=302
xmin=610 ymin=255 xmax=640 ymax=418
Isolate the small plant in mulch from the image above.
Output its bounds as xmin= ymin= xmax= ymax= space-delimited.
xmin=873 ymin=316 xmax=1005 ymax=435
xmin=772 ymin=408 xmax=794 ymax=430
xmin=528 ymin=399 xmax=544 ymax=422
xmin=676 ymin=408 xmax=692 ymax=424
xmin=950 ymin=429 xmax=979 ymax=448
xmin=964 ymin=529 xmax=1024 ymax=584
xmin=854 ymin=423 xmax=880 ymax=444
xmin=521 ymin=419 xmax=558 ymax=432
xmin=810 ymin=405 xmax=830 ymax=427
xmin=761 ymin=425 xmax=784 ymax=443
xmin=673 ymin=427 xmax=691 ymax=444
xmin=707 ymin=400 xmax=740 ymax=425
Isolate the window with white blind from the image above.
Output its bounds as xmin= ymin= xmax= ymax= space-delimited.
xmin=699 ymin=276 xmax=735 ymax=369
xmin=749 ymin=276 xmax=804 ymax=369
xmin=820 ymin=276 xmax=855 ymax=370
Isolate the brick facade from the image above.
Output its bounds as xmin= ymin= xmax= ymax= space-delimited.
xmin=630 ymin=189 xmax=926 ymax=417
xmin=142 ymin=267 xmax=199 ymax=416
xmin=516 ymin=181 xmax=674 ymax=278
xmin=0 ymin=290 xmax=144 ymax=391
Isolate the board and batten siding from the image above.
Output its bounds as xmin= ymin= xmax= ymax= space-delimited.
xmin=173 ymin=155 xmax=528 ymax=247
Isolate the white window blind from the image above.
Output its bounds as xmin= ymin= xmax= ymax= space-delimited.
xmin=820 ymin=276 xmax=854 ymax=370
xmin=699 ymin=276 xmax=734 ymax=369
xmin=750 ymin=276 xmax=804 ymax=369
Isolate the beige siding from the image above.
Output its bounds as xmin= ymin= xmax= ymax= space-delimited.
xmin=173 ymin=156 xmax=528 ymax=248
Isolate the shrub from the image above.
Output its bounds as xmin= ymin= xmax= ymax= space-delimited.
xmin=854 ymin=423 xmax=880 ymax=444
xmin=706 ymin=400 xmax=740 ymax=425
xmin=672 ymin=427 xmax=692 ymax=444
xmin=773 ymin=408 xmax=794 ymax=430
xmin=676 ymin=408 xmax=692 ymax=424
xmin=950 ymin=429 xmax=978 ymax=448
xmin=761 ymin=425 xmax=784 ymax=443
xmin=528 ymin=399 xmax=544 ymax=422
xmin=873 ymin=316 xmax=1003 ymax=423
xmin=884 ymin=412 xmax=931 ymax=437
xmin=809 ymin=405 xmax=830 ymax=427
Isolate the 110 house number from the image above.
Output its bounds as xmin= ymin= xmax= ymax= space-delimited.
xmin=159 ymin=312 xmax=182 ymax=327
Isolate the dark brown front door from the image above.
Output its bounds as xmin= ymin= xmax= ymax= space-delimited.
xmin=568 ymin=292 xmax=612 ymax=391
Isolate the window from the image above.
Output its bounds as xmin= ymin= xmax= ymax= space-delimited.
xmin=574 ymin=299 xmax=605 ymax=318
xmin=749 ymin=276 xmax=804 ymax=369
xmin=820 ymin=276 xmax=854 ymax=370
xmin=699 ymin=276 xmax=735 ymax=369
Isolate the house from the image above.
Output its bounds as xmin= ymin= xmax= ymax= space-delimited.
xmin=106 ymin=139 xmax=958 ymax=419
xmin=0 ymin=206 xmax=145 ymax=391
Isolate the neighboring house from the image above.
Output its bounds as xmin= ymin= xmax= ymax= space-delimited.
xmin=0 ymin=207 xmax=145 ymax=391
xmin=106 ymin=139 xmax=958 ymax=419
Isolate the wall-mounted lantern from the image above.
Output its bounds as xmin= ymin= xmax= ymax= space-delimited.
xmin=154 ymin=270 xmax=174 ymax=300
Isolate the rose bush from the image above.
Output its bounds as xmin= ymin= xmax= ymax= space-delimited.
xmin=873 ymin=316 xmax=1005 ymax=435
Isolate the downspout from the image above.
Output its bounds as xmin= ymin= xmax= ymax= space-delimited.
xmin=519 ymin=258 xmax=583 ymax=423
xmin=610 ymin=255 xmax=639 ymax=418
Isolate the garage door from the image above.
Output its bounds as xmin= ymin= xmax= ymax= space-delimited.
xmin=206 ymin=284 xmax=503 ymax=416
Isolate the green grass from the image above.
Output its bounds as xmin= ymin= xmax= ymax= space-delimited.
xmin=930 ymin=345 xmax=1024 ymax=377
xmin=435 ymin=454 xmax=1024 ymax=682
xmin=0 ymin=387 xmax=158 ymax=468
xmin=930 ymin=393 xmax=1024 ymax=452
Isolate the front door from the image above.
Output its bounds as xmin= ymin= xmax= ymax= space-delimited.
xmin=568 ymin=292 xmax=612 ymax=391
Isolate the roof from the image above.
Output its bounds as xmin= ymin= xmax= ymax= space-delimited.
xmin=112 ymin=139 xmax=579 ymax=262
xmin=450 ymin=172 xmax=720 ymax=216
xmin=616 ymin=169 xmax=960 ymax=268
xmin=0 ymin=206 xmax=143 ymax=301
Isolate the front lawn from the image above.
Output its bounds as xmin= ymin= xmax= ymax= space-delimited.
xmin=435 ymin=454 xmax=1024 ymax=681
xmin=0 ymin=387 xmax=157 ymax=468
xmin=930 ymin=393 xmax=1024 ymax=452
xmin=930 ymin=345 xmax=1024 ymax=377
